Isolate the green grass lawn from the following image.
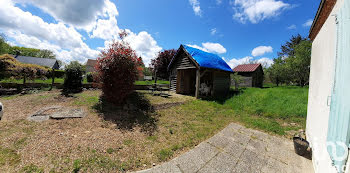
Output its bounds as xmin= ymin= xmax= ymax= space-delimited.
xmin=0 ymin=78 xmax=169 ymax=85
xmin=134 ymin=80 xmax=169 ymax=85
xmin=0 ymin=86 xmax=309 ymax=172
xmin=0 ymin=78 xmax=89 ymax=84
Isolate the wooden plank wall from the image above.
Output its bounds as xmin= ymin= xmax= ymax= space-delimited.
xmin=213 ymin=71 xmax=231 ymax=97
xmin=169 ymin=50 xmax=196 ymax=92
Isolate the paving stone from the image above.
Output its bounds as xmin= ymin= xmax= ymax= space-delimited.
xmin=231 ymin=131 xmax=251 ymax=146
xmin=219 ymin=125 xmax=239 ymax=139
xmin=198 ymin=152 xmax=238 ymax=173
xmin=246 ymin=138 xmax=268 ymax=155
xmin=136 ymin=123 xmax=314 ymax=173
xmin=207 ymin=134 xmax=235 ymax=149
xmin=222 ymin=140 xmax=246 ymax=158
xmin=137 ymin=161 xmax=182 ymax=173
xmin=175 ymin=142 xmax=220 ymax=173
xmin=261 ymin=157 xmax=299 ymax=173
xmin=234 ymin=149 xmax=268 ymax=173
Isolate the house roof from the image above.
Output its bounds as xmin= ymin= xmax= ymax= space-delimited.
xmin=233 ymin=64 xmax=262 ymax=72
xmin=12 ymin=55 xmax=59 ymax=69
xmin=86 ymin=59 xmax=97 ymax=67
xmin=309 ymin=0 xmax=336 ymax=41
xmin=180 ymin=45 xmax=233 ymax=72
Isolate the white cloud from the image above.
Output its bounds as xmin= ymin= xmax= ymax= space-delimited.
xmin=251 ymin=46 xmax=273 ymax=57
xmin=211 ymin=28 xmax=217 ymax=35
xmin=90 ymin=17 xmax=120 ymax=40
xmin=303 ymin=19 xmax=313 ymax=27
xmin=124 ymin=30 xmax=162 ymax=66
xmin=0 ymin=0 xmax=163 ymax=66
xmin=232 ymin=0 xmax=290 ymax=24
xmin=256 ymin=57 xmax=274 ymax=68
xmin=287 ymin=24 xmax=296 ymax=30
xmin=14 ymin=0 xmax=118 ymax=29
xmin=223 ymin=56 xmax=274 ymax=69
xmin=188 ymin=42 xmax=227 ymax=54
xmin=224 ymin=56 xmax=253 ymax=68
xmin=189 ymin=0 xmax=202 ymax=16
xmin=216 ymin=0 xmax=222 ymax=5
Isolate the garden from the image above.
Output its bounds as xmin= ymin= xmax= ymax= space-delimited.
xmin=0 ymin=32 xmax=309 ymax=172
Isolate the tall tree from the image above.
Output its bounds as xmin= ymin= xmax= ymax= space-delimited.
xmin=151 ymin=49 xmax=177 ymax=79
xmin=0 ymin=34 xmax=10 ymax=55
xmin=278 ymin=34 xmax=308 ymax=57
xmin=286 ymin=40 xmax=312 ymax=87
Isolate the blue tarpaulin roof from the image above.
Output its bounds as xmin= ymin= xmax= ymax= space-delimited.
xmin=183 ymin=45 xmax=233 ymax=72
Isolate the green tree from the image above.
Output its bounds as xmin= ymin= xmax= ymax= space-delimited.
xmin=63 ymin=61 xmax=85 ymax=93
xmin=231 ymin=72 xmax=243 ymax=91
xmin=0 ymin=34 xmax=10 ymax=55
xmin=286 ymin=40 xmax=312 ymax=87
xmin=278 ymin=34 xmax=308 ymax=57
xmin=268 ymin=57 xmax=288 ymax=86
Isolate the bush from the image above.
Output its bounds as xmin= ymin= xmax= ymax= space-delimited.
xmin=95 ymin=40 xmax=139 ymax=105
xmin=63 ymin=61 xmax=84 ymax=93
xmin=0 ymin=54 xmax=49 ymax=83
xmin=86 ymin=72 xmax=94 ymax=83
xmin=0 ymin=54 xmax=19 ymax=79
xmin=47 ymin=69 xmax=65 ymax=78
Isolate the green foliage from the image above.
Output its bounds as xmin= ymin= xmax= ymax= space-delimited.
xmin=63 ymin=61 xmax=85 ymax=93
xmin=231 ymin=72 xmax=243 ymax=91
xmin=157 ymin=148 xmax=174 ymax=161
xmin=86 ymin=72 xmax=95 ymax=83
xmin=0 ymin=54 xmax=19 ymax=79
xmin=134 ymin=80 xmax=169 ymax=85
xmin=268 ymin=35 xmax=311 ymax=86
xmin=0 ymin=34 xmax=10 ymax=55
xmin=8 ymin=46 xmax=56 ymax=59
xmin=142 ymin=67 xmax=153 ymax=76
xmin=0 ymin=54 xmax=49 ymax=83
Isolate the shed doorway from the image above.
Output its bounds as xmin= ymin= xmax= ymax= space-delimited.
xmin=176 ymin=69 xmax=196 ymax=95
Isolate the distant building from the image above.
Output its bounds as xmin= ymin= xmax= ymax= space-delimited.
xmin=233 ymin=64 xmax=264 ymax=88
xmin=86 ymin=59 xmax=97 ymax=73
xmin=12 ymin=55 xmax=60 ymax=69
xmin=168 ymin=44 xmax=233 ymax=98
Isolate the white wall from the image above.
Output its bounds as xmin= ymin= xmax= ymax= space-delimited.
xmin=306 ymin=0 xmax=345 ymax=172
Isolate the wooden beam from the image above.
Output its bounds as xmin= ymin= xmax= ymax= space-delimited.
xmin=195 ymin=69 xmax=200 ymax=99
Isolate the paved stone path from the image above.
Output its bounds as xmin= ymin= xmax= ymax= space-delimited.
xmin=138 ymin=123 xmax=313 ymax=173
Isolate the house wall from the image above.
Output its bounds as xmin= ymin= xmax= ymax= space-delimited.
xmin=306 ymin=0 xmax=345 ymax=172
xmin=86 ymin=65 xmax=96 ymax=73
xmin=213 ymin=71 xmax=230 ymax=97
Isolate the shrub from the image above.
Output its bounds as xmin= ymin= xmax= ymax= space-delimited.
xmin=95 ymin=39 xmax=139 ymax=105
xmin=0 ymin=54 xmax=49 ymax=83
xmin=86 ymin=72 xmax=94 ymax=83
xmin=47 ymin=69 xmax=65 ymax=78
xmin=63 ymin=61 xmax=84 ymax=93
xmin=0 ymin=54 xmax=19 ymax=79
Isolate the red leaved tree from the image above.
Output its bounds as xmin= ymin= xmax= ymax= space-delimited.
xmin=95 ymin=31 xmax=139 ymax=105
xmin=151 ymin=49 xmax=177 ymax=80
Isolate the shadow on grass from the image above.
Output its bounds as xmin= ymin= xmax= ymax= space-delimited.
xmin=201 ymin=88 xmax=245 ymax=104
xmin=92 ymin=92 xmax=158 ymax=135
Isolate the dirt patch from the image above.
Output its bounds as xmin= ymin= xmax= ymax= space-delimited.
xmin=0 ymin=90 xmax=196 ymax=172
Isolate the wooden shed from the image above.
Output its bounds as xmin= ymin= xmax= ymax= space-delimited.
xmin=233 ymin=64 xmax=264 ymax=88
xmin=168 ymin=45 xmax=233 ymax=98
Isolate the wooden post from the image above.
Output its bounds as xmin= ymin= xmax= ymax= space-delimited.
xmin=195 ymin=69 xmax=200 ymax=99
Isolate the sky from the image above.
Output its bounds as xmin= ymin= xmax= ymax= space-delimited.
xmin=0 ymin=0 xmax=320 ymax=68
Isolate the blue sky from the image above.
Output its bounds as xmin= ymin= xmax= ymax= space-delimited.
xmin=0 ymin=0 xmax=320 ymax=67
